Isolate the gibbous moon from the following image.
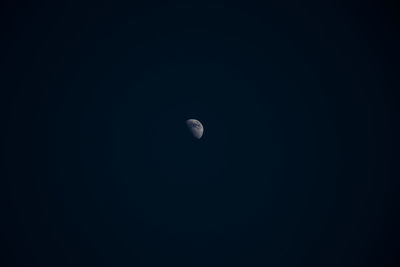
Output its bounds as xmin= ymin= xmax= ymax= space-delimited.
xmin=186 ymin=119 xmax=204 ymax=139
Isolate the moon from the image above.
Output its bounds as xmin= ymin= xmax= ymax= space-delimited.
xmin=186 ymin=119 xmax=204 ymax=139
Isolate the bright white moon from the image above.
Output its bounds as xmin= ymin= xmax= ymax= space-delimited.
xmin=186 ymin=119 xmax=204 ymax=139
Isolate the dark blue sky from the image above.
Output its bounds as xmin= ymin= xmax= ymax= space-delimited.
xmin=1 ymin=1 xmax=399 ymax=266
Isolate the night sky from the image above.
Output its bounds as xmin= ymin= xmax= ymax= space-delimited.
xmin=1 ymin=1 xmax=399 ymax=266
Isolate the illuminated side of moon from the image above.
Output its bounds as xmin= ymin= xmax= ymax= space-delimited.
xmin=186 ymin=119 xmax=204 ymax=139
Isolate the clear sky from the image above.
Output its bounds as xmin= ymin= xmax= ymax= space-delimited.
xmin=1 ymin=1 xmax=398 ymax=266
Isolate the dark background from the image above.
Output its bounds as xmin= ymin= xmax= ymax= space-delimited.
xmin=1 ymin=1 xmax=399 ymax=266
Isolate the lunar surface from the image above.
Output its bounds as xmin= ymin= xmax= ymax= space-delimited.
xmin=186 ymin=119 xmax=204 ymax=139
